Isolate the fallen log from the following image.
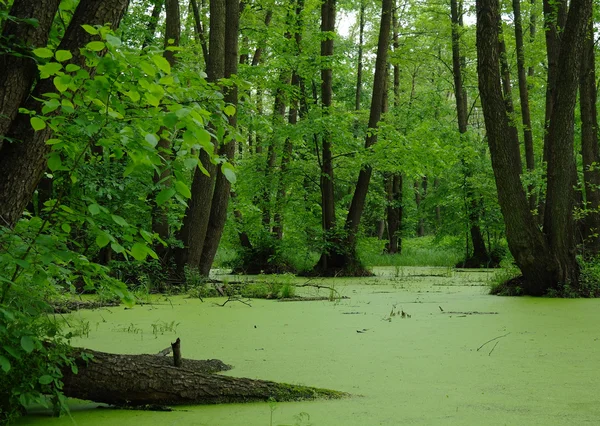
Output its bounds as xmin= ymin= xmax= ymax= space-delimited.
xmin=61 ymin=348 xmax=348 ymax=406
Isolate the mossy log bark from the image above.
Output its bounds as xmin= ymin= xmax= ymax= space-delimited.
xmin=61 ymin=349 xmax=347 ymax=406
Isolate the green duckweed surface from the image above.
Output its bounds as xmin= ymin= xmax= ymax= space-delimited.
xmin=17 ymin=267 xmax=600 ymax=425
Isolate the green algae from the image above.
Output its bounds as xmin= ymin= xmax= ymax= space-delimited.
xmin=17 ymin=267 xmax=600 ymax=425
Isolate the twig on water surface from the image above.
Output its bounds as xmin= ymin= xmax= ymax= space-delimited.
xmin=477 ymin=332 xmax=510 ymax=352
xmin=488 ymin=341 xmax=499 ymax=356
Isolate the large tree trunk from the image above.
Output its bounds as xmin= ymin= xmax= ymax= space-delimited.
xmin=579 ymin=16 xmax=600 ymax=256
xmin=175 ymin=0 xmax=225 ymax=276
xmin=0 ymin=0 xmax=61 ymax=149
xmin=386 ymin=173 xmax=402 ymax=254
xmin=0 ymin=0 xmax=130 ymax=229
xmin=197 ymin=0 xmax=240 ymax=277
xmin=61 ymin=348 xmax=346 ymax=406
xmin=538 ymin=0 xmax=567 ymax=222
xmin=542 ymin=0 xmax=590 ymax=285
xmin=476 ymin=0 xmax=590 ymax=295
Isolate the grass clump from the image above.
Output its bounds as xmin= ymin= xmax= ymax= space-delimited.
xmin=358 ymin=236 xmax=462 ymax=267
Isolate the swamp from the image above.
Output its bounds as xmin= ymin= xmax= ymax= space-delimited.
xmin=16 ymin=267 xmax=600 ymax=425
xmin=2 ymin=0 xmax=600 ymax=424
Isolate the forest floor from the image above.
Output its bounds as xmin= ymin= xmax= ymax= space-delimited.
xmin=18 ymin=267 xmax=600 ymax=425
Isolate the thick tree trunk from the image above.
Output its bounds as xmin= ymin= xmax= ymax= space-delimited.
xmin=538 ymin=0 xmax=567 ymax=222
xmin=152 ymin=0 xmax=180 ymax=258
xmin=512 ymin=0 xmax=536 ymax=209
xmin=476 ymin=0 xmax=590 ymax=294
xmin=0 ymin=0 xmax=61 ymax=149
xmin=579 ymin=18 xmax=600 ymax=256
xmin=61 ymin=348 xmax=346 ymax=406
xmin=0 ymin=0 xmax=130 ymax=229
xmin=197 ymin=0 xmax=240 ymax=277
xmin=175 ymin=0 xmax=225 ymax=276
xmin=542 ymin=0 xmax=590 ymax=285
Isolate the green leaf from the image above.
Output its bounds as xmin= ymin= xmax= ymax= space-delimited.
xmin=81 ymin=24 xmax=98 ymax=35
xmin=111 ymin=215 xmax=129 ymax=227
xmin=30 ymin=117 xmax=46 ymax=131
xmin=61 ymin=223 xmax=71 ymax=233
xmin=39 ymin=62 xmax=62 ymax=78
xmin=65 ymin=64 xmax=80 ymax=72
xmin=163 ymin=112 xmax=178 ymax=128
xmin=55 ymin=50 xmax=72 ymax=62
xmin=88 ymin=203 xmax=101 ymax=215
xmin=47 ymin=153 xmax=62 ymax=172
xmin=38 ymin=375 xmax=53 ymax=385
xmin=183 ymin=158 xmax=198 ymax=170
xmin=33 ymin=47 xmax=53 ymax=58
xmin=221 ymin=162 xmax=237 ymax=184
xmin=125 ymin=90 xmax=140 ymax=103
xmin=106 ymin=34 xmax=121 ymax=47
xmin=140 ymin=61 xmax=156 ymax=77
xmin=224 ymin=105 xmax=236 ymax=117
xmin=86 ymin=41 xmax=105 ymax=52
xmin=175 ymin=180 xmax=191 ymax=199
xmin=95 ymin=232 xmax=110 ymax=248
xmin=53 ymin=75 xmax=71 ymax=92
xmin=145 ymin=133 xmax=159 ymax=147
xmin=156 ymin=188 xmax=176 ymax=206
xmin=0 ymin=356 xmax=10 ymax=373
xmin=111 ymin=242 xmax=125 ymax=253
xmin=42 ymin=98 xmax=60 ymax=114
xmin=130 ymin=243 xmax=148 ymax=261
xmin=20 ymin=336 xmax=35 ymax=353
xmin=152 ymin=55 xmax=171 ymax=74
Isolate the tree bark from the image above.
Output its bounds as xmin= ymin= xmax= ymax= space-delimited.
xmin=175 ymin=0 xmax=225 ymax=276
xmin=0 ymin=0 xmax=130 ymax=229
xmin=476 ymin=0 xmax=590 ymax=294
xmin=61 ymin=348 xmax=346 ymax=406
xmin=190 ymin=0 xmax=209 ymax=65
xmin=512 ymin=0 xmax=536 ymax=209
xmin=386 ymin=173 xmax=402 ymax=254
xmin=197 ymin=0 xmax=239 ymax=277
xmin=542 ymin=0 xmax=590 ymax=285
xmin=0 ymin=0 xmax=61 ymax=149
xmin=579 ymin=17 xmax=600 ymax=256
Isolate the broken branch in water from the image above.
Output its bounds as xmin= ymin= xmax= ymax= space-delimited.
xmin=477 ymin=332 xmax=510 ymax=351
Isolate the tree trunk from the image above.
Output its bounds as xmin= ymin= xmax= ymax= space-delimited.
xmin=0 ymin=0 xmax=130 ymax=229
xmin=451 ymin=0 xmax=489 ymax=266
xmin=0 ymin=0 xmax=61 ymax=149
xmin=542 ymin=0 xmax=590 ymax=285
xmin=512 ymin=0 xmax=536 ymax=209
xmin=355 ymin=1 xmax=365 ymax=111
xmin=61 ymin=348 xmax=346 ymax=406
xmin=197 ymin=0 xmax=240 ymax=277
xmin=175 ymin=0 xmax=225 ymax=276
xmin=142 ymin=0 xmax=164 ymax=49
xmin=190 ymin=0 xmax=209 ymax=65
xmin=315 ymin=0 xmax=337 ymax=272
xmin=538 ymin=0 xmax=567 ymax=222
xmin=476 ymin=0 xmax=590 ymax=294
xmin=579 ymin=17 xmax=600 ymax=256
xmin=386 ymin=173 xmax=402 ymax=254
xmin=152 ymin=0 xmax=180 ymax=259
